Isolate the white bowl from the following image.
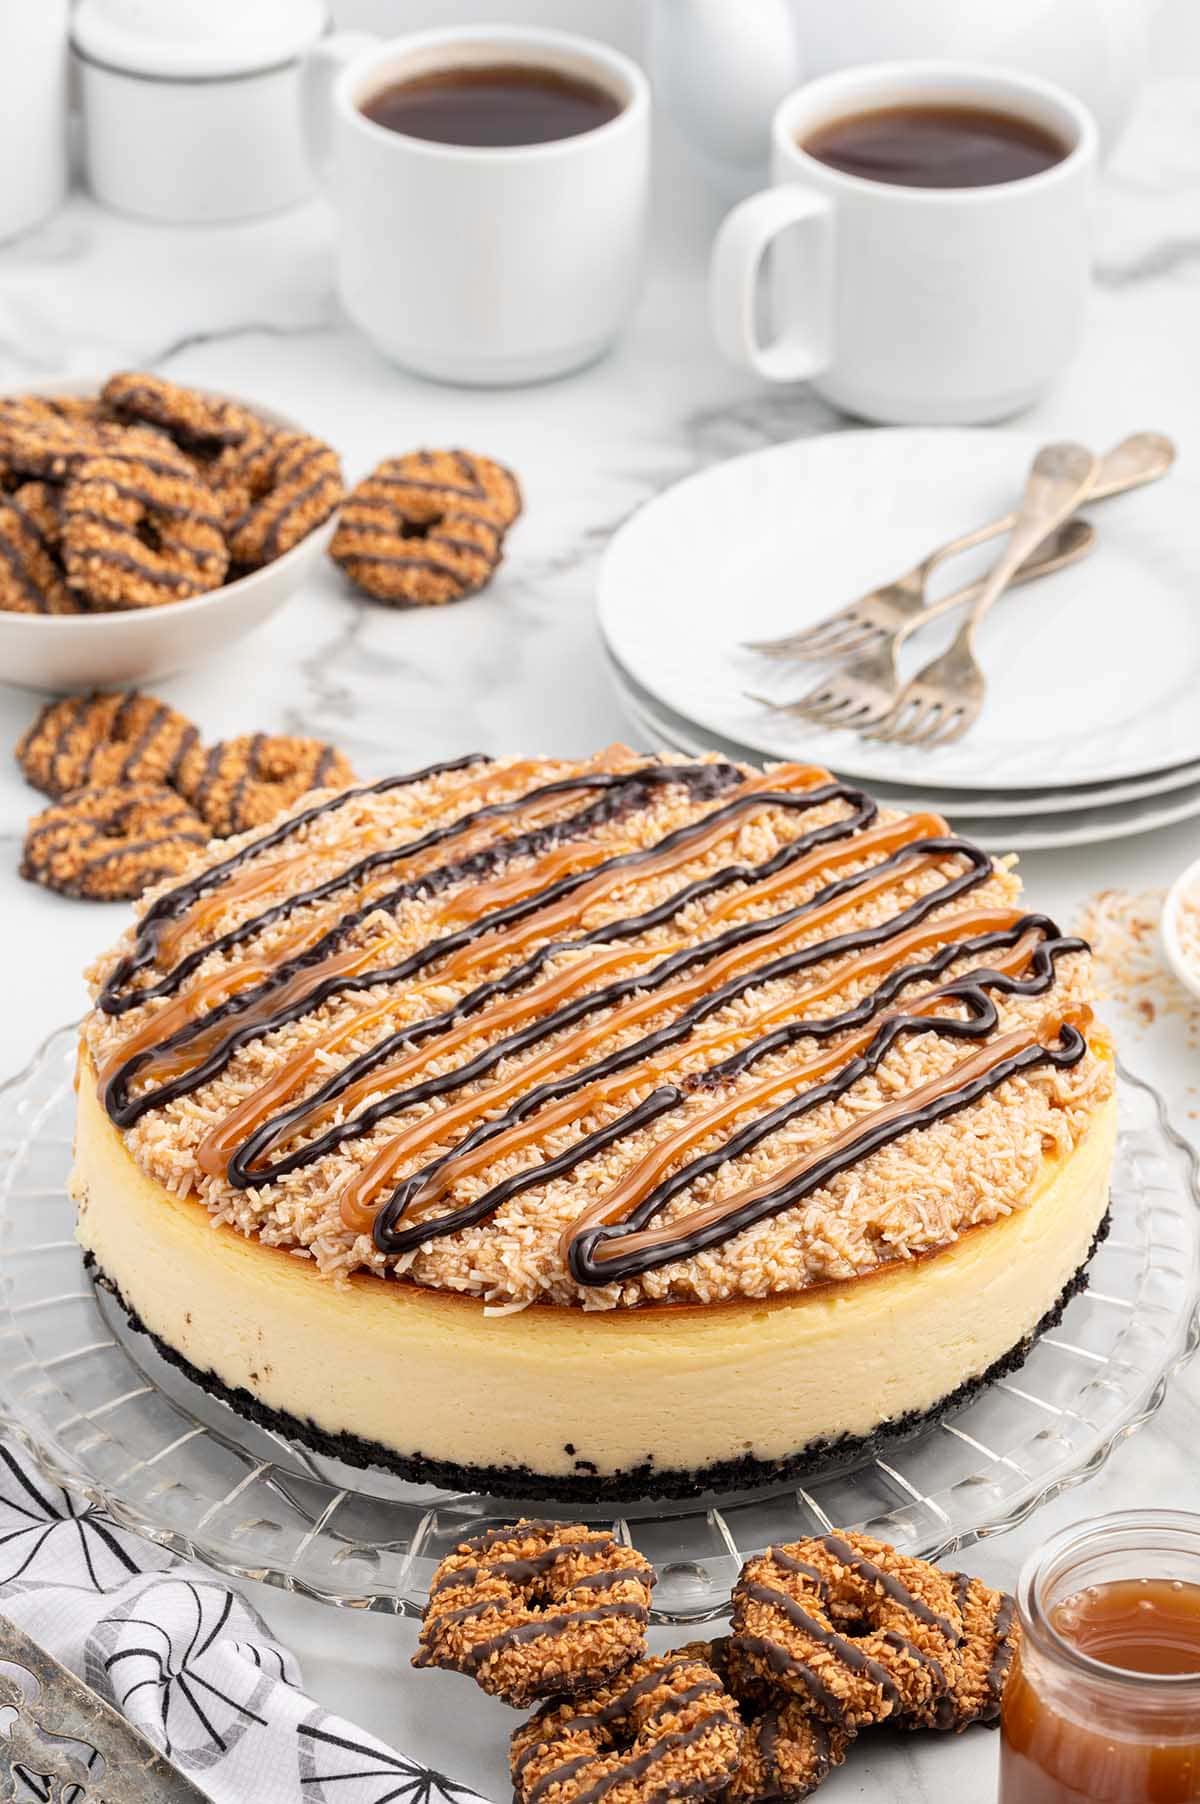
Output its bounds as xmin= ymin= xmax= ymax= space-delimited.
xmin=0 ymin=378 xmax=340 ymax=694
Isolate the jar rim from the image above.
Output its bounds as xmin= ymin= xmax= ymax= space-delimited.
xmin=1019 ymin=1510 xmax=1200 ymax=1693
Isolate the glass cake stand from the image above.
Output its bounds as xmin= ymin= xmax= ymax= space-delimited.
xmin=1 ymin=1024 xmax=1197 ymax=1623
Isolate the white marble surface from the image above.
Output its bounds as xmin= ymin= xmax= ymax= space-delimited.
xmin=2 ymin=26 xmax=1200 ymax=1804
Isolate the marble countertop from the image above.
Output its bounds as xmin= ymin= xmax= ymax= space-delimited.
xmin=2 ymin=30 xmax=1200 ymax=1804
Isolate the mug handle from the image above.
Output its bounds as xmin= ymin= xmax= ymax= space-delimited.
xmin=301 ymin=31 xmax=377 ymax=186
xmin=710 ymin=186 xmax=835 ymax=382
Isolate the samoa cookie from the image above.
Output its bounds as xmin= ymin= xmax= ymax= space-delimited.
xmin=731 ymin=1536 xmax=965 ymax=1734
xmin=61 ymin=453 xmax=230 ymax=609
xmin=175 ymin=732 xmax=357 ymax=837
xmin=510 ymin=1650 xmax=744 ymax=1804
xmin=101 ymin=371 xmax=261 ymax=453
xmin=0 ymin=483 xmax=80 ymax=615
xmin=224 ymin=432 xmax=345 ymax=569
xmin=416 ymin=1519 xmax=656 ymax=1708
xmin=21 ymin=783 xmax=211 ymax=902
xmin=330 ymin=492 xmax=503 ymax=606
xmin=16 ymin=691 xmax=200 ymax=800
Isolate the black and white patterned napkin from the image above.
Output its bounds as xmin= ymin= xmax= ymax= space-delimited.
xmin=0 ymin=1438 xmax=491 ymax=1804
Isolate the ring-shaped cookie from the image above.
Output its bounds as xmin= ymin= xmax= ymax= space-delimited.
xmin=175 ymin=732 xmax=356 ymax=837
xmin=16 ymin=691 xmax=200 ymax=800
xmin=731 ymin=1535 xmax=964 ymax=1734
xmin=21 ymin=783 xmax=210 ymax=901
xmin=331 ymin=496 xmax=503 ymax=606
xmin=510 ymin=1648 xmax=743 ymax=1803
xmin=62 ymin=454 xmax=229 ymax=609
xmin=416 ymin=1519 xmax=657 ymax=1708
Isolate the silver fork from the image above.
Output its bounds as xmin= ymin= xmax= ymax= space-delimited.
xmin=863 ymin=442 xmax=1099 ymax=750
xmin=743 ymin=430 xmax=1175 ymax=661
xmin=747 ymin=517 xmax=1094 ymax=732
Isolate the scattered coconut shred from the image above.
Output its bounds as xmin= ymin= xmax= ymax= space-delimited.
xmin=1074 ymin=886 xmax=1200 ymax=1055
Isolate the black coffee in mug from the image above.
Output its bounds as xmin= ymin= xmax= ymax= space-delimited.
xmin=360 ymin=63 xmax=621 ymax=148
xmin=800 ymin=104 xmax=1069 ymax=189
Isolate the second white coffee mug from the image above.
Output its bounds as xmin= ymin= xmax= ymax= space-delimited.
xmin=304 ymin=25 xmax=650 ymax=385
xmin=710 ymin=62 xmax=1098 ymax=425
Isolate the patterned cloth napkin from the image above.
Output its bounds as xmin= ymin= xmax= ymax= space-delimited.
xmin=0 ymin=1437 xmax=491 ymax=1803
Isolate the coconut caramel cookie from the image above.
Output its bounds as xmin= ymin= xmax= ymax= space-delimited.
xmin=176 ymin=732 xmax=356 ymax=836
xmin=101 ymin=371 xmax=260 ymax=453
xmin=417 ymin=1519 xmax=657 ymax=1708
xmin=330 ymin=492 xmax=503 ymax=606
xmin=224 ymin=431 xmax=344 ymax=569
xmin=731 ymin=1536 xmax=964 ymax=1734
xmin=16 ymin=691 xmax=200 ymax=800
xmin=510 ymin=1649 xmax=743 ymax=1803
xmin=21 ymin=782 xmax=210 ymax=902
xmin=0 ymin=483 xmax=79 ymax=615
xmin=62 ymin=453 xmax=230 ymax=609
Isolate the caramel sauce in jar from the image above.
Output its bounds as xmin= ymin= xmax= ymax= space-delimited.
xmin=1000 ymin=1514 xmax=1200 ymax=1802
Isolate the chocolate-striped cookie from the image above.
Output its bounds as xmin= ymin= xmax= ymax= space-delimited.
xmin=224 ymin=431 xmax=344 ymax=569
xmin=731 ymin=1536 xmax=965 ymax=1734
xmin=331 ymin=494 xmax=503 ymax=606
xmin=510 ymin=1649 xmax=743 ymax=1803
xmin=366 ymin=448 xmax=522 ymax=531
xmin=0 ymin=483 xmax=79 ymax=615
xmin=176 ymin=732 xmax=356 ymax=836
xmin=418 ymin=1520 xmax=657 ymax=1708
xmin=16 ymin=691 xmax=200 ymax=799
xmin=101 ymin=371 xmax=260 ymax=453
xmin=21 ymin=783 xmax=210 ymax=901
xmin=62 ymin=453 xmax=229 ymax=609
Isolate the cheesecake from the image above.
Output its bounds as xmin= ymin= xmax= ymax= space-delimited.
xmin=72 ymin=750 xmax=1116 ymax=1499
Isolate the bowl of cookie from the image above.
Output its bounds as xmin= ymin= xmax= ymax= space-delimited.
xmin=0 ymin=373 xmax=344 ymax=693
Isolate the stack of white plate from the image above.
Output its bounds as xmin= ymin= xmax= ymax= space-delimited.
xmin=597 ymin=429 xmax=1200 ymax=852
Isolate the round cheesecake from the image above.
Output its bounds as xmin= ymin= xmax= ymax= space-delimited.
xmin=73 ymin=750 xmax=1116 ymax=1499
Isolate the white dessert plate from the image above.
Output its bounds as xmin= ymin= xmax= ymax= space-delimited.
xmin=608 ymin=657 xmax=1200 ymax=854
xmin=606 ymin=645 xmax=1200 ymax=820
xmin=0 ymin=1025 xmax=1196 ymax=1616
xmin=597 ymin=428 xmax=1197 ymax=792
xmin=0 ymin=379 xmax=340 ymax=694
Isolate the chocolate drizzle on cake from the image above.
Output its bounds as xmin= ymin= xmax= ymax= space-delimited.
xmin=93 ymin=752 xmax=1092 ymax=1291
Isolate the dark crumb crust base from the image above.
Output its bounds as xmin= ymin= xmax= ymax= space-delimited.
xmin=84 ymin=1210 xmax=1110 ymax=1505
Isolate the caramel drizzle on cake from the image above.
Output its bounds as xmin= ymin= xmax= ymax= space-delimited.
xmin=94 ymin=753 xmax=1089 ymax=1288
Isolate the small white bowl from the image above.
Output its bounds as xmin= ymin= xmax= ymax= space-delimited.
xmin=1161 ymin=852 xmax=1200 ymax=1004
xmin=0 ymin=379 xmax=340 ymax=694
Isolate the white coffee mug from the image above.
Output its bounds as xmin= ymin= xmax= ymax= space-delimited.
xmin=710 ymin=62 xmax=1097 ymax=425
xmin=304 ymin=25 xmax=650 ymax=385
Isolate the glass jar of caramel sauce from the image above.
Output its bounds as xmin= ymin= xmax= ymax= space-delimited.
xmin=1001 ymin=1511 xmax=1200 ymax=1802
